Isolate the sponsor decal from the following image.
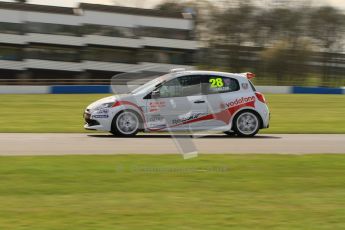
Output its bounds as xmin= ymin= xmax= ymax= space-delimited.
xmin=147 ymin=115 xmax=167 ymax=129
xmin=241 ymin=83 xmax=249 ymax=89
xmin=149 ymin=115 xmax=164 ymax=122
xmin=92 ymin=115 xmax=109 ymax=119
xmin=95 ymin=109 xmax=109 ymax=114
xmin=210 ymin=86 xmax=230 ymax=92
xmin=209 ymin=77 xmax=231 ymax=92
xmin=150 ymin=109 xmax=159 ymax=113
xmin=225 ymin=96 xmax=255 ymax=108
xmin=149 ymin=101 xmax=166 ymax=106
xmin=209 ymin=77 xmax=224 ymax=88
xmin=149 ymin=101 xmax=166 ymax=113
xmin=144 ymin=96 xmax=256 ymax=131
xmin=172 ymin=112 xmax=208 ymax=125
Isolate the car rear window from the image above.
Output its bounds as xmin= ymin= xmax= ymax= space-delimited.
xmin=202 ymin=76 xmax=240 ymax=94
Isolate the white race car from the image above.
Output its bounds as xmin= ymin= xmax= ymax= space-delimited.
xmin=84 ymin=69 xmax=270 ymax=137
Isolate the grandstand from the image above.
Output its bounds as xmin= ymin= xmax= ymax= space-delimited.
xmin=0 ymin=2 xmax=197 ymax=85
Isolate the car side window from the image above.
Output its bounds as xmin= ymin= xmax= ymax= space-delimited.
xmin=179 ymin=75 xmax=201 ymax=96
xmin=158 ymin=75 xmax=201 ymax=98
xmin=202 ymin=75 xmax=240 ymax=94
xmin=158 ymin=78 xmax=182 ymax=98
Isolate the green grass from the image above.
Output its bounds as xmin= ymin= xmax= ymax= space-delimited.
xmin=0 ymin=94 xmax=344 ymax=133
xmin=263 ymin=94 xmax=345 ymax=133
xmin=0 ymin=94 xmax=110 ymax=133
xmin=0 ymin=154 xmax=344 ymax=230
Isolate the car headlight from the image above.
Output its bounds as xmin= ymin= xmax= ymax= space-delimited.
xmin=95 ymin=102 xmax=115 ymax=110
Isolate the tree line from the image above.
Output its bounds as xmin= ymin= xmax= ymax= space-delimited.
xmin=156 ymin=0 xmax=345 ymax=86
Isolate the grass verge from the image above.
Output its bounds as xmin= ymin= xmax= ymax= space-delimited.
xmin=0 ymin=94 xmax=344 ymax=133
xmin=0 ymin=154 xmax=344 ymax=230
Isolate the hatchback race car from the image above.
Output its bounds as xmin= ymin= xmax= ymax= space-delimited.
xmin=84 ymin=69 xmax=270 ymax=137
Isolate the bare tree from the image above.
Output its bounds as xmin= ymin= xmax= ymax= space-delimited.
xmin=155 ymin=1 xmax=186 ymax=12
xmin=155 ymin=1 xmax=345 ymax=86
xmin=210 ymin=3 xmax=257 ymax=72
xmin=308 ymin=6 xmax=345 ymax=82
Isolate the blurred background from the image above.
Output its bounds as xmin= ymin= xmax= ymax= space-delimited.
xmin=0 ymin=3 xmax=345 ymax=229
xmin=0 ymin=0 xmax=344 ymax=87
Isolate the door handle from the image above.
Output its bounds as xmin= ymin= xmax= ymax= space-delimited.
xmin=193 ymin=100 xmax=206 ymax=104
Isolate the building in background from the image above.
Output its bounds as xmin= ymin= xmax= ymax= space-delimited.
xmin=0 ymin=2 xmax=197 ymax=85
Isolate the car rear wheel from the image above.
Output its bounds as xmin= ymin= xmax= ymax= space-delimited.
xmin=233 ymin=111 xmax=260 ymax=137
xmin=111 ymin=111 xmax=139 ymax=137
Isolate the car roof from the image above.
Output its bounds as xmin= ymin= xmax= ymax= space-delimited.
xmin=168 ymin=70 xmax=246 ymax=80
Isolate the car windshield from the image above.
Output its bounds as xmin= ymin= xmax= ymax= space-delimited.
xmin=130 ymin=74 xmax=169 ymax=95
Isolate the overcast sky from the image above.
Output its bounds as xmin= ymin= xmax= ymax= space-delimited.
xmin=1 ymin=0 xmax=344 ymax=10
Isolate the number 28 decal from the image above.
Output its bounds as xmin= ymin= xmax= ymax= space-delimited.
xmin=209 ymin=78 xmax=224 ymax=88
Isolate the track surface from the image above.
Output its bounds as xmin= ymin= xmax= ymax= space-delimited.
xmin=0 ymin=133 xmax=344 ymax=156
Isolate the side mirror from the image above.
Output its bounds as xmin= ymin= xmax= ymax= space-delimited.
xmin=151 ymin=90 xmax=160 ymax=99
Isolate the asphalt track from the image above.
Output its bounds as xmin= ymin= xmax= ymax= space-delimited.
xmin=0 ymin=133 xmax=344 ymax=156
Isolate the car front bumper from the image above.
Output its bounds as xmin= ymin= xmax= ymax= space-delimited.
xmin=83 ymin=111 xmax=112 ymax=131
xmin=84 ymin=112 xmax=100 ymax=126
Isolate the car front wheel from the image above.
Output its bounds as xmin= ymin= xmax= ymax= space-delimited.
xmin=111 ymin=111 xmax=139 ymax=137
xmin=233 ymin=111 xmax=260 ymax=137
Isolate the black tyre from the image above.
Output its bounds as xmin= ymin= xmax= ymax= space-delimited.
xmin=110 ymin=111 xmax=140 ymax=137
xmin=233 ymin=110 xmax=260 ymax=137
